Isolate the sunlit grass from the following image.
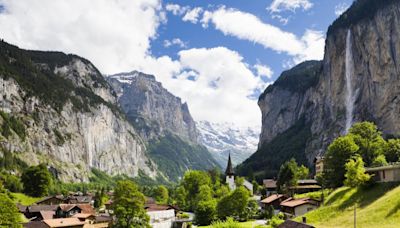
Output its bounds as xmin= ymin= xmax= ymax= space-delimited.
xmin=295 ymin=183 xmax=400 ymax=228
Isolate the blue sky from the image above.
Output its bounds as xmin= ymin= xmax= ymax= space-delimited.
xmin=0 ymin=0 xmax=352 ymax=128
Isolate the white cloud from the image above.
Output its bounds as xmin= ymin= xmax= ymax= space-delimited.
xmin=203 ymin=7 xmax=324 ymax=63
xmin=163 ymin=38 xmax=187 ymax=48
xmin=254 ymin=64 xmax=273 ymax=79
xmin=182 ymin=7 xmax=203 ymax=24
xmin=271 ymin=14 xmax=290 ymax=25
xmin=165 ymin=3 xmax=188 ymax=16
xmin=335 ymin=3 xmax=350 ymax=16
xmin=0 ymin=0 xmax=270 ymax=127
xmin=154 ymin=47 xmax=268 ymax=127
xmin=0 ymin=0 xmax=164 ymax=74
xmin=268 ymin=0 xmax=313 ymax=13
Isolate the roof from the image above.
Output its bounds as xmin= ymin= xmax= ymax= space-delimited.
xmin=289 ymin=185 xmax=322 ymax=190
xmin=58 ymin=204 xmax=95 ymax=215
xmin=72 ymin=213 xmax=95 ymax=219
xmin=145 ymin=204 xmax=176 ymax=212
xmin=297 ymin=179 xmax=318 ymax=185
xmin=280 ymin=198 xmax=319 ymax=208
xmin=366 ymin=164 xmax=400 ymax=172
xmin=23 ymin=221 xmax=48 ymax=228
xmin=40 ymin=211 xmax=55 ymax=220
xmin=277 ymin=220 xmax=315 ymax=228
xmin=28 ymin=205 xmax=58 ymax=213
xmin=35 ymin=195 xmax=65 ymax=204
xmin=260 ymin=194 xmax=285 ymax=204
xmin=43 ymin=218 xmax=85 ymax=227
xmin=95 ymin=215 xmax=113 ymax=223
xmin=225 ymin=153 xmax=234 ymax=176
xmin=17 ymin=204 xmax=27 ymax=213
xmin=263 ymin=179 xmax=277 ymax=188
xmin=66 ymin=195 xmax=93 ymax=203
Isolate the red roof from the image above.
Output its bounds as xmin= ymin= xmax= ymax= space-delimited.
xmin=280 ymin=198 xmax=319 ymax=208
xmin=260 ymin=194 xmax=285 ymax=204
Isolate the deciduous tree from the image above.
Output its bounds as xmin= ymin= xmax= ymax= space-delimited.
xmin=113 ymin=180 xmax=150 ymax=228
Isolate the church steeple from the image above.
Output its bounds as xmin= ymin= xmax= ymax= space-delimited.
xmin=225 ymin=153 xmax=234 ymax=176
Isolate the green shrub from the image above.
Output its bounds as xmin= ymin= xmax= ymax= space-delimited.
xmin=210 ymin=217 xmax=241 ymax=228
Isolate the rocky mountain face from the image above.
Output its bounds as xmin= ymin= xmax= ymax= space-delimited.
xmin=107 ymin=72 xmax=219 ymax=181
xmin=197 ymin=121 xmax=259 ymax=167
xmin=107 ymin=71 xmax=198 ymax=143
xmin=0 ymin=41 xmax=157 ymax=182
xmin=239 ymin=0 xmax=400 ymax=179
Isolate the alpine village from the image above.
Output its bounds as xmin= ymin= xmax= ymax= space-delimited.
xmin=1 ymin=0 xmax=400 ymax=227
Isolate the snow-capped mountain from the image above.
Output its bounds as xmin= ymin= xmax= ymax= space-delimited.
xmin=197 ymin=121 xmax=260 ymax=167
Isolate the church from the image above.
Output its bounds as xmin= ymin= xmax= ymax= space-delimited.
xmin=225 ymin=153 xmax=253 ymax=195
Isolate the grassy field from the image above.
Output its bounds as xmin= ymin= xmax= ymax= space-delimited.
xmin=11 ymin=192 xmax=42 ymax=206
xmin=199 ymin=220 xmax=268 ymax=228
xmin=295 ymin=183 xmax=400 ymax=228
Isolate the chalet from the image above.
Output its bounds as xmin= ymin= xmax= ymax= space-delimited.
xmin=366 ymin=164 xmax=400 ymax=182
xmin=65 ymin=195 xmax=93 ymax=205
xmin=145 ymin=203 xmax=179 ymax=228
xmin=263 ymin=179 xmax=277 ymax=196
xmin=280 ymin=198 xmax=320 ymax=217
xmin=277 ymin=220 xmax=315 ymax=228
xmin=260 ymin=194 xmax=288 ymax=210
xmin=289 ymin=179 xmax=321 ymax=194
xmin=43 ymin=218 xmax=85 ymax=228
xmin=25 ymin=205 xmax=58 ymax=220
xmin=55 ymin=204 xmax=95 ymax=218
xmin=36 ymin=196 xmax=66 ymax=205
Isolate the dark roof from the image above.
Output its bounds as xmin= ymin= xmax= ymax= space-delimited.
xmin=28 ymin=205 xmax=58 ymax=213
xmin=277 ymin=220 xmax=315 ymax=228
xmin=58 ymin=204 xmax=95 ymax=215
xmin=280 ymin=198 xmax=320 ymax=208
xmin=225 ymin=153 xmax=234 ymax=176
xmin=95 ymin=215 xmax=113 ymax=223
xmin=23 ymin=221 xmax=49 ymax=228
xmin=35 ymin=195 xmax=65 ymax=204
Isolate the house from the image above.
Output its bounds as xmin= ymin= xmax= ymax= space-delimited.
xmin=277 ymin=220 xmax=315 ymax=228
xmin=263 ymin=179 xmax=277 ymax=196
xmin=280 ymin=198 xmax=320 ymax=216
xmin=225 ymin=153 xmax=253 ymax=194
xmin=145 ymin=204 xmax=177 ymax=228
xmin=289 ymin=179 xmax=321 ymax=194
xmin=66 ymin=195 xmax=93 ymax=205
xmin=25 ymin=205 xmax=58 ymax=220
xmin=314 ymin=156 xmax=324 ymax=177
xmin=366 ymin=164 xmax=400 ymax=182
xmin=260 ymin=194 xmax=288 ymax=210
xmin=55 ymin=204 xmax=95 ymax=218
xmin=36 ymin=196 xmax=66 ymax=205
xmin=43 ymin=218 xmax=85 ymax=228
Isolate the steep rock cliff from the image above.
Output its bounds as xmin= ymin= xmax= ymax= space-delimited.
xmin=0 ymin=41 xmax=157 ymax=182
xmin=107 ymin=72 xmax=198 ymax=142
xmin=240 ymin=0 xmax=400 ymax=179
xmin=107 ymin=72 xmax=219 ymax=181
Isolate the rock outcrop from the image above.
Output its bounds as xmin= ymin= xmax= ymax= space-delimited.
xmin=240 ymin=0 xmax=400 ymax=179
xmin=107 ymin=72 xmax=219 ymax=181
xmin=0 ymin=41 xmax=157 ymax=182
xmin=107 ymin=71 xmax=199 ymax=143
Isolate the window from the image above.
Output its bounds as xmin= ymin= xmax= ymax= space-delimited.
xmin=383 ymin=170 xmax=386 ymax=179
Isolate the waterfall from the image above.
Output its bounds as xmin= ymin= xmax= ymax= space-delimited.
xmin=344 ymin=29 xmax=354 ymax=134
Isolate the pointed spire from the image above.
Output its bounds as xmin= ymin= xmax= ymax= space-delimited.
xmin=225 ymin=153 xmax=234 ymax=176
